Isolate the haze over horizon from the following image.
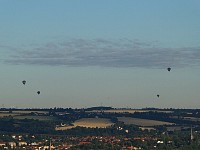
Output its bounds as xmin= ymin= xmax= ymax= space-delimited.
xmin=0 ymin=1 xmax=200 ymax=109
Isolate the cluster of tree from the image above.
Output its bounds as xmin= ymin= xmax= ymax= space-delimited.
xmin=0 ymin=118 xmax=56 ymax=134
xmin=84 ymin=106 xmax=113 ymax=111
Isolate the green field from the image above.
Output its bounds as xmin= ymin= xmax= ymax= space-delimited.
xmin=13 ymin=115 xmax=57 ymax=121
xmin=118 ymin=117 xmax=174 ymax=127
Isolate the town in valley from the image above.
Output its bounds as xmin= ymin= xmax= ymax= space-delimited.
xmin=0 ymin=106 xmax=200 ymax=150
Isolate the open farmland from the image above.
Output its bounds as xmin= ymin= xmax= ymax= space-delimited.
xmin=13 ymin=115 xmax=57 ymax=121
xmin=87 ymin=109 xmax=173 ymax=114
xmin=183 ymin=117 xmax=200 ymax=122
xmin=0 ymin=110 xmax=48 ymax=114
xmin=86 ymin=109 xmax=146 ymax=113
xmin=74 ymin=118 xmax=114 ymax=128
xmin=0 ymin=112 xmax=19 ymax=117
xmin=118 ymin=117 xmax=174 ymax=127
xmin=55 ymin=118 xmax=114 ymax=131
xmin=55 ymin=125 xmax=75 ymax=131
xmin=0 ymin=110 xmax=49 ymax=118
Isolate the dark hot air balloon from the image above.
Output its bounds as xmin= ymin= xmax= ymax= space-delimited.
xmin=37 ymin=91 xmax=40 ymax=95
xmin=157 ymin=94 xmax=160 ymax=98
xmin=167 ymin=67 xmax=171 ymax=72
xmin=22 ymin=80 xmax=26 ymax=85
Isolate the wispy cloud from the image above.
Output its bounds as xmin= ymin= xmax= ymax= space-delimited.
xmin=3 ymin=38 xmax=200 ymax=68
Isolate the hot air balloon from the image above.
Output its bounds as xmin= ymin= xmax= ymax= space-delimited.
xmin=167 ymin=67 xmax=171 ymax=72
xmin=157 ymin=94 xmax=160 ymax=98
xmin=22 ymin=80 xmax=26 ymax=85
xmin=37 ymin=91 xmax=40 ymax=95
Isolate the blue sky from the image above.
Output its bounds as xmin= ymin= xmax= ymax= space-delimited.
xmin=0 ymin=0 xmax=200 ymax=108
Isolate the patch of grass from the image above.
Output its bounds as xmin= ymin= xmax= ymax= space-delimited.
xmin=13 ymin=115 xmax=56 ymax=121
xmin=118 ymin=117 xmax=174 ymax=126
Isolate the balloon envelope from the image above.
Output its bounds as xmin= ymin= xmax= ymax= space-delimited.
xmin=22 ymin=80 xmax=26 ymax=85
xmin=167 ymin=68 xmax=171 ymax=71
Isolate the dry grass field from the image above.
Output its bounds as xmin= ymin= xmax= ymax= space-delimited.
xmin=55 ymin=125 xmax=75 ymax=131
xmin=55 ymin=118 xmax=114 ymax=131
xmin=184 ymin=117 xmax=200 ymax=122
xmin=73 ymin=118 xmax=114 ymax=128
xmin=118 ymin=117 xmax=174 ymax=127
xmin=0 ymin=112 xmax=19 ymax=117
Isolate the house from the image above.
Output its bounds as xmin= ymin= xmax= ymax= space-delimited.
xmin=18 ymin=141 xmax=28 ymax=146
xmin=0 ymin=142 xmax=6 ymax=147
xmin=8 ymin=142 xmax=16 ymax=148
